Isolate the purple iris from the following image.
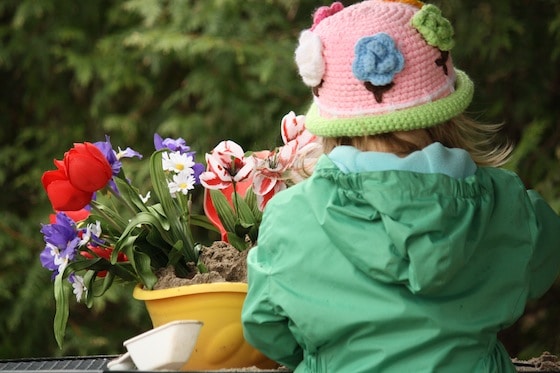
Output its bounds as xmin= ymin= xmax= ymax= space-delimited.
xmin=191 ymin=163 xmax=205 ymax=184
xmin=118 ymin=147 xmax=143 ymax=160
xmin=39 ymin=212 xmax=81 ymax=276
xmin=94 ymin=136 xmax=122 ymax=176
xmin=154 ymin=133 xmax=193 ymax=154
xmin=94 ymin=135 xmax=143 ymax=176
xmin=93 ymin=135 xmax=143 ymax=192
xmin=154 ymin=133 xmax=205 ymax=184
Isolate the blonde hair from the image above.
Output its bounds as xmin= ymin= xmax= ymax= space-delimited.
xmin=322 ymin=114 xmax=513 ymax=167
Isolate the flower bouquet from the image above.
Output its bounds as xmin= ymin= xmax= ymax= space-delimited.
xmin=39 ymin=111 xmax=321 ymax=347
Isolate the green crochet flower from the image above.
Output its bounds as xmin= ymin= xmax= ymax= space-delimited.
xmin=411 ymin=4 xmax=455 ymax=51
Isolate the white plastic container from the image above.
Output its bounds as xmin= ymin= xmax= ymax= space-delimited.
xmin=116 ymin=319 xmax=203 ymax=371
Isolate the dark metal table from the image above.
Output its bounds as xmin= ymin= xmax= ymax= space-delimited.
xmin=0 ymin=356 xmax=115 ymax=373
xmin=0 ymin=356 xmax=558 ymax=372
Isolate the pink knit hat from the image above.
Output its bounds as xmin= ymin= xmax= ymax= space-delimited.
xmin=295 ymin=0 xmax=474 ymax=137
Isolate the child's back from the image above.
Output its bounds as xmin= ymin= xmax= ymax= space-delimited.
xmin=244 ymin=148 xmax=560 ymax=371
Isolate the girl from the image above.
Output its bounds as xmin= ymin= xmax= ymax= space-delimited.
xmin=241 ymin=1 xmax=560 ymax=372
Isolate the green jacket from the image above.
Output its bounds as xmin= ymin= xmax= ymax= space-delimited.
xmin=242 ymin=148 xmax=560 ymax=372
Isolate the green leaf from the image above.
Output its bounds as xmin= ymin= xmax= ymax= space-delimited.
xmin=83 ymin=270 xmax=97 ymax=308
xmin=167 ymin=239 xmax=184 ymax=266
xmin=53 ymin=272 xmax=69 ymax=349
xmin=113 ymin=177 xmax=149 ymax=212
xmin=226 ymin=232 xmax=248 ymax=252
xmin=248 ymin=222 xmax=260 ymax=243
xmin=89 ymin=200 xmax=129 ymax=232
xmin=118 ymin=211 xmax=174 ymax=246
xmin=232 ymin=192 xmax=257 ymax=225
xmin=145 ymin=222 xmax=169 ymax=248
xmin=244 ymin=186 xmax=262 ymax=220
xmin=209 ymin=189 xmax=237 ymax=232
xmin=96 ymin=272 xmax=115 ymax=298
xmin=150 ymin=151 xmax=179 ymax=222
xmin=149 ymin=150 xmax=196 ymax=262
xmin=148 ymin=204 xmax=170 ymax=229
xmin=190 ymin=213 xmax=219 ymax=232
xmin=234 ymin=221 xmax=253 ymax=238
xmin=132 ymin=249 xmax=158 ymax=289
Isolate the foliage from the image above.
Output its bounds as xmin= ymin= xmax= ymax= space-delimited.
xmin=0 ymin=0 xmax=327 ymax=358
xmin=0 ymin=0 xmax=559 ymax=360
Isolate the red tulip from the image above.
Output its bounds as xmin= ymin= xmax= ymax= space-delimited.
xmin=42 ymin=142 xmax=112 ymax=211
xmin=42 ymin=162 xmax=93 ymax=211
xmin=62 ymin=208 xmax=91 ymax=222
xmin=48 ymin=208 xmax=90 ymax=224
xmin=64 ymin=142 xmax=113 ymax=193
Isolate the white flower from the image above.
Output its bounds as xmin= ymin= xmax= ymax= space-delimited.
xmin=79 ymin=221 xmax=102 ymax=246
xmin=167 ymin=171 xmax=196 ymax=197
xmin=48 ymin=243 xmax=69 ymax=274
xmin=295 ymin=30 xmax=325 ymax=87
xmin=139 ymin=191 xmax=151 ymax=203
xmin=71 ymin=275 xmax=88 ymax=303
xmin=162 ymin=151 xmax=195 ymax=174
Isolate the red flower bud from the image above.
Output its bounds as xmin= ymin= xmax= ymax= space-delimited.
xmin=80 ymin=246 xmax=128 ymax=278
xmin=64 ymin=143 xmax=113 ymax=193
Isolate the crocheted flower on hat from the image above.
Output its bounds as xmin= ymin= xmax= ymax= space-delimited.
xmin=352 ymin=33 xmax=404 ymax=103
xmin=311 ymin=2 xmax=344 ymax=31
xmin=295 ymin=30 xmax=325 ymax=88
xmin=411 ymin=4 xmax=454 ymax=51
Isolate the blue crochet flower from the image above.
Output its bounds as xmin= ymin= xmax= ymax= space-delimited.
xmin=352 ymin=33 xmax=405 ymax=86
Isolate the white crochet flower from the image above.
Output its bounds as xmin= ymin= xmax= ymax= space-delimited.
xmin=295 ymin=30 xmax=325 ymax=87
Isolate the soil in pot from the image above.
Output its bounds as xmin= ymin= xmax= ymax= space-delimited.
xmin=153 ymin=241 xmax=249 ymax=289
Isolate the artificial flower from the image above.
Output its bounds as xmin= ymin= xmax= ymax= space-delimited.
xmin=352 ymin=33 xmax=405 ymax=86
xmin=156 ymin=134 xmax=204 ymax=182
xmin=39 ymin=212 xmax=81 ymax=275
xmin=167 ymin=171 xmax=196 ymax=197
xmin=154 ymin=133 xmax=192 ymax=154
xmin=79 ymin=221 xmax=103 ymax=247
xmin=200 ymin=141 xmax=255 ymax=190
xmin=411 ymin=4 xmax=455 ymax=51
xmin=281 ymin=111 xmax=317 ymax=149
xmin=311 ymin=2 xmax=344 ymax=30
xmin=70 ymin=274 xmax=88 ymax=303
xmin=162 ymin=151 xmax=196 ymax=174
xmin=41 ymin=161 xmax=93 ymax=211
xmin=40 ymin=134 xmax=217 ymax=347
xmin=116 ymin=146 xmax=143 ymax=160
xmin=252 ymin=144 xmax=297 ymax=211
xmin=51 ymin=207 xmax=90 ymax=223
xmin=40 ymin=113 xmax=317 ymax=347
xmin=63 ymin=142 xmax=113 ymax=192
xmin=295 ymin=30 xmax=325 ymax=88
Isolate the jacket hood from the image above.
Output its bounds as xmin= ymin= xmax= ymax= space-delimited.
xmin=312 ymin=153 xmax=493 ymax=294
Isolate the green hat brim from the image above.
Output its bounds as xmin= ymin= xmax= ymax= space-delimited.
xmin=305 ymin=69 xmax=474 ymax=137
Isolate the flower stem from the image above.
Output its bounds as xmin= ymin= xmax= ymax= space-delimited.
xmin=232 ymin=180 xmax=240 ymax=218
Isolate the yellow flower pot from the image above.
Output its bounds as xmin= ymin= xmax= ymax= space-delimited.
xmin=132 ymin=282 xmax=277 ymax=371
